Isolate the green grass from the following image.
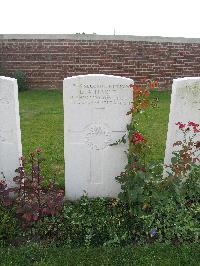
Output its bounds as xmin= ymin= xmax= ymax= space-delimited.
xmin=0 ymin=243 xmax=199 ymax=266
xmin=138 ymin=91 xmax=171 ymax=161
xmin=19 ymin=90 xmax=171 ymax=186
xmin=19 ymin=90 xmax=64 ymax=186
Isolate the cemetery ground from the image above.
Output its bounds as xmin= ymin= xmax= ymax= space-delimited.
xmin=1 ymin=88 xmax=200 ymax=265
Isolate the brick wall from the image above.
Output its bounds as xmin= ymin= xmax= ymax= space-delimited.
xmin=1 ymin=34 xmax=200 ymax=89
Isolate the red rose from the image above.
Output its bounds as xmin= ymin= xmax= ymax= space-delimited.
xmin=130 ymin=131 xmax=145 ymax=144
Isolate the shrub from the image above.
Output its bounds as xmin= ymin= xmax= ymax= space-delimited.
xmin=140 ymin=197 xmax=199 ymax=244
xmin=0 ymin=148 xmax=64 ymax=229
xmin=12 ymin=148 xmax=64 ymax=226
xmin=0 ymin=63 xmax=5 ymax=76
xmin=138 ymin=167 xmax=200 ymax=243
xmin=115 ymin=80 xmax=159 ymax=215
xmin=28 ymin=196 xmax=134 ymax=247
xmin=0 ymin=203 xmax=20 ymax=245
xmin=113 ymin=80 xmax=200 ymax=244
xmin=0 ymin=178 xmax=12 ymax=207
xmin=14 ymin=70 xmax=28 ymax=91
xmin=0 ymin=179 xmax=16 ymax=245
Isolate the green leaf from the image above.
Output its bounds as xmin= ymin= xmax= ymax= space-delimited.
xmin=171 ymin=157 xmax=178 ymax=164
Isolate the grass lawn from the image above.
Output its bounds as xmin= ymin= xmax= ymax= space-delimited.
xmin=1 ymin=243 xmax=199 ymax=266
xmin=19 ymin=90 xmax=64 ymax=186
xmin=19 ymin=90 xmax=171 ymax=186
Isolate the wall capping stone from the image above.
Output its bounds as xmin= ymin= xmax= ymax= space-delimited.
xmin=1 ymin=34 xmax=200 ymax=43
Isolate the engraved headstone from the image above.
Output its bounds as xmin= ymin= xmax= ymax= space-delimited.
xmin=0 ymin=76 xmax=22 ymax=186
xmin=164 ymin=77 xmax=200 ymax=172
xmin=63 ymin=74 xmax=133 ymax=200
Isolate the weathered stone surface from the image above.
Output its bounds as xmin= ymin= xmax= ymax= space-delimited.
xmin=63 ymin=74 xmax=133 ymax=200
xmin=164 ymin=77 xmax=200 ymax=172
xmin=0 ymin=76 xmax=22 ymax=186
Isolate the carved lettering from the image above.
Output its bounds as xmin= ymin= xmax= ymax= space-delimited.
xmin=70 ymin=84 xmax=131 ymax=105
xmin=0 ymin=97 xmax=10 ymax=104
xmin=0 ymin=129 xmax=14 ymax=143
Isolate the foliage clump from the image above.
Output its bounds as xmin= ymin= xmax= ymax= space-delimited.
xmin=0 ymin=148 xmax=64 ymax=228
xmin=114 ymin=79 xmax=200 ymax=244
xmin=14 ymin=69 xmax=28 ymax=91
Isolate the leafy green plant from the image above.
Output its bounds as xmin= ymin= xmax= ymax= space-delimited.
xmin=140 ymin=164 xmax=200 ymax=243
xmin=0 ymin=148 xmax=64 ymax=228
xmin=0 ymin=178 xmax=12 ymax=207
xmin=12 ymin=148 xmax=64 ymax=226
xmin=29 ymin=195 xmax=134 ymax=247
xmin=0 ymin=203 xmax=20 ymax=245
xmin=116 ymin=80 xmax=159 ymax=215
xmin=165 ymin=121 xmax=200 ymax=179
xmin=113 ymin=80 xmax=200 ymax=244
xmin=0 ymin=63 xmax=5 ymax=76
xmin=140 ymin=196 xmax=199 ymax=244
xmin=0 ymin=179 xmax=19 ymax=245
xmin=14 ymin=69 xmax=28 ymax=91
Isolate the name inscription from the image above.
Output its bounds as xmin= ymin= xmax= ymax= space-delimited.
xmin=178 ymin=84 xmax=200 ymax=110
xmin=69 ymin=83 xmax=132 ymax=105
xmin=0 ymin=129 xmax=14 ymax=143
xmin=0 ymin=97 xmax=10 ymax=105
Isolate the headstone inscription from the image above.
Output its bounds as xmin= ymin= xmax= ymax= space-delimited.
xmin=0 ymin=76 xmax=22 ymax=186
xmin=164 ymin=77 xmax=200 ymax=172
xmin=63 ymin=74 xmax=133 ymax=200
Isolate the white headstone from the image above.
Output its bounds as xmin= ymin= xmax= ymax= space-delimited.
xmin=63 ymin=74 xmax=133 ymax=200
xmin=164 ymin=77 xmax=200 ymax=172
xmin=0 ymin=76 xmax=22 ymax=186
